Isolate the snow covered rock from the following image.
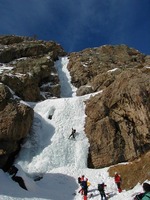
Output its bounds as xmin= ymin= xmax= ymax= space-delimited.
xmin=0 ymin=35 xmax=66 ymax=101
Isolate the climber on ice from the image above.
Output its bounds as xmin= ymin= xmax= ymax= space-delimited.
xmin=68 ymin=128 xmax=76 ymax=139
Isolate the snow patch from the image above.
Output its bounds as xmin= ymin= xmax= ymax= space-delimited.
xmin=107 ymin=68 xmax=118 ymax=73
xmin=0 ymin=64 xmax=14 ymax=74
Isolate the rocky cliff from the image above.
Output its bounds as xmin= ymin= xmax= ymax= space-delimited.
xmin=67 ymin=45 xmax=150 ymax=168
xmin=0 ymin=83 xmax=34 ymax=170
xmin=0 ymin=35 xmax=66 ymax=101
xmin=0 ymin=35 xmax=150 ymax=171
xmin=0 ymin=35 xmax=66 ymax=169
xmin=85 ymin=70 xmax=150 ymax=168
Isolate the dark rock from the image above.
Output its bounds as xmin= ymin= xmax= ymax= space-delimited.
xmin=12 ymin=175 xmax=27 ymax=190
xmin=7 ymin=165 xmax=27 ymax=190
xmin=8 ymin=165 xmax=18 ymax=176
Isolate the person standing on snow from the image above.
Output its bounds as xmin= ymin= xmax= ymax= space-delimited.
xmin=78 ymin=175 xmax=90 ymax=198
xmin=68 ymin=128 xmax=76 ymax=139
xmin=81 ymin=178 xmax=88 ymax=200
xmin=134 ymin=183 xmax=150 ymax=200
xmin=98 ymin=182 xmax=107 ymax=200
xmin=142 ymin=182 xmax=150 ymax=200
xmin=114 ymin=172 xmax=122 ymax=193
xmin=78 ymin=175 xmax=85 ymax=195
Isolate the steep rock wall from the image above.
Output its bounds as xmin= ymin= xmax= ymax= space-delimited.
xmin=0 ymin=35 xmax=66 ymax=101
xmin=0 ymin=83 xmax=34 ymax=170
xmin=85 ymin=69 xmax=150 ymax=168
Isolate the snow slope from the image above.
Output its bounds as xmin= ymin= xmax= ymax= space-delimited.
xmin=0 ymin=57 xmax=148 ymax=200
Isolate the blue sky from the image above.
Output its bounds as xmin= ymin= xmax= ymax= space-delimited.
xmin=0 ymin=0 xmax=150 ymax=54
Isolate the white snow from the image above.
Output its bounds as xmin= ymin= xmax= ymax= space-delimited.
xmin=0 ymin=56 xmax=149 ymax=200
xmin=145 ymin=66 xmax=150 ymax=69
xmin=16 ymin=57 xmax=27 ymax=61
xmin=107 ymin=68 xmax=118 ymax=73
xmin=55 ymin=57 xmax=77 ymax=97
xmin=81 ymin=62 xmax=89 ymax=68
xmin=0 ymin=64 xmax=14 ymax=74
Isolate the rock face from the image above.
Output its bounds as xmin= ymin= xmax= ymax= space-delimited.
xmin=85 ymin=69 xmax=150 ymax=168
xmin=0 ymin=35 xmax=67 ymax=169
xmin=0 ymin=83 xmax=34 ymax=170
xmin=68 ymin=45 xmax=145 ymax=94
xmin=0 ymin=35 xmax=66 ymax=101
xmin=67 ymin=45 xmax=150 ymax=168
xmin=108 ymin=151 xmax=150 ymax=190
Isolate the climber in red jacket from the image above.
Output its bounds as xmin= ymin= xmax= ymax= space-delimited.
xmin=114 ymin=172 xmax=122 ymax=193
xmin=78 ymin=175 xmax=85 ymax=195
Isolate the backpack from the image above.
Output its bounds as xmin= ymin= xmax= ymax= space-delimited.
xmin=78 ymin=177 xmax=81 ymax=184
xmin=98 ymin=184 xmax=104 ymax=191
xmin=134 ymin=193 xmax=144 ymax=200
xmin=72 ymin=129 xmax=76 ymax=134
xmin=142 ymin=192 xmax=150 ymax=200
xmin=81 ymin=181 xmax=87 ymax=189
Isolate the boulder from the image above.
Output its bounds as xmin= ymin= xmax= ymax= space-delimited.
xmin=8 ymin=165 xmax=27 ymax=190
xmin=108 ymin=151 xmax=150 ymax=190
xmin=76 ymin=85 xmax=94 ymax=96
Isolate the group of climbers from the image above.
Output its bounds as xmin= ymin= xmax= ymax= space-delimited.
xmin=78 ymin=175 xmax=108 ymax=200
xmin=77 ymin=173 xmax=122 ymax=200
xmin=77 ymin=173 xmax=150 ymax=200
xmin=69 ymin=128 xmax=149 ymax=199
xmin=77 ymin=172 xmax=122 ymax=199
